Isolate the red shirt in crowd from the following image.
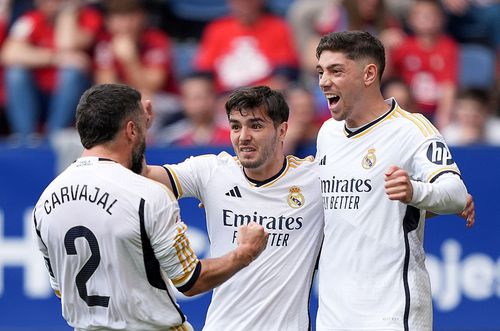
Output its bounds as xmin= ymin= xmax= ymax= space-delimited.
xmin=94 ymin=28 xmax=176 ymax=93
xmin=175 ymin=126 xmax=231 ymax=147
xmin=195 ymin=14 xmax=298 ymax=92
xmin=391 ymin=35 xmax=458 ymax=116
xmin=9 ymin=7 xmax=103 ymax=92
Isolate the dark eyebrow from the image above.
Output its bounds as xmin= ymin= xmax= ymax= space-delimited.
xmin=248 ymin=117 xmax=264 ymax=123
xmin=316 ymin=63 xmax=344 ymax=72
xmin=327 ymin=64 xmax=344 ymax=71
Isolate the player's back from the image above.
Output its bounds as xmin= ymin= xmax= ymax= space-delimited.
xmin=34 ymin=157 xmax=186 ymax=330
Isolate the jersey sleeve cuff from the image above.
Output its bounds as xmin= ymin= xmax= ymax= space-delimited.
xmin=162 ymin=165 xmax=181 ymax=198
xmin=175 ymin=261 xmax=202 ymax=293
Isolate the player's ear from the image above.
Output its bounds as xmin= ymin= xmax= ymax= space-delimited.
xmin=364 ymin=63 xmax=378 ymax=86
xmin=125 ymin=120 xmax=138 ymax=142
xmin=278 ymin=121 xmax=288 ymax=142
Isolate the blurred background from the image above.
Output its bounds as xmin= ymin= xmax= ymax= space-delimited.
xmin=0 ymin=0 xmax=498 ymax=330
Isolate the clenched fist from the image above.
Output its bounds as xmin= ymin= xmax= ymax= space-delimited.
xmin=236 ymin=223 xmax=269 ymax=266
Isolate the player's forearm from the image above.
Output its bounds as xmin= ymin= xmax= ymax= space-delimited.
xmin=183 ymin=247 xmax=252 ymax=296
xmin=55 ymin=7 xmax=94 ymax=50
xmin=1 ymin=41 xmax=54 ymax=67
xmin=410 ymin=174 xmax=467 ymax=214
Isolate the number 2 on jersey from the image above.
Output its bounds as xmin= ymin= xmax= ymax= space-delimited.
xmin=64 ymin=226 xmax=110 ymax=307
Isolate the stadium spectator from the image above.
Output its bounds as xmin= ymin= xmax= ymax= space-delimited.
xmin=1 ymin=0 xmax=102 ymax=144
xmin=441 ymin=0 xmax=500 ymax=49
xmin=194 ymin=0 xmax=299 ymax=93
xmin=94 ymin=0 xmax=176 ymax=102
xmin=390 ymin=0 xmax=458 ymax=129
xmin=283 ymin=84 xmax=320 ymax=155
xmin=167 ymin=72 xmax=231 ymax=146
xmin=442 ymin=88 xmax=500 ymax=145
xmin=381 ymin=77 xmax=418 ymax=113
xmin=33 ymin=83 xmax=268 ymax=330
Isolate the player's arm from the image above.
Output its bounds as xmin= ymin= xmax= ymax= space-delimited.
xmin=143 ymin=163 xmax=174 ymax=192
xmin=158 ymin=220 xmax=268 ymax=297
xmin=32 ymin=210 xmax=61 ymax=297
xmin=426 ymin=193 xmax=475 ymax=228
xmin=384 ymin=165 xmax=468 ymax=215
xmin=183 ymin=223 xmax=268 ymax=296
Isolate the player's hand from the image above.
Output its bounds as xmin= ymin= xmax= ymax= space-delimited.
xmin=384 ymin=165 xmax=413 ymax=204
xmin=142 ymin=99 xmax=154 ymax=129
xmin=236 ymin=223 xmax=268 ymax=266
xmin=111 ymin=34 xmax=138 ymax=63
xmin=458 ymin=193 xmax=475 ymax=228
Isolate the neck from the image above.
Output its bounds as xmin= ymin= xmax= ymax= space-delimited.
xmin=244 ymin=153 xmax=285 ymax=182
xmin=81 ymin=144 xmax=131 ymax=170
xmin=418 ymin=34 xmax=438 ymax=48
xmin=345 ymin=92 xmax=390 ymax=128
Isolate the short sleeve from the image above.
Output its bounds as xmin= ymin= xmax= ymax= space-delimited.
xmin=163 ymin=154 xmax=219 ymax=200
xmin=9 ymin=15 xmax=35 ymax=40
xmin=79 ymin=7 xmax=103 ymax=36
xmin=147 ymin=195 xmax=200 ymax=291
xmin=32 ymin=208 xmax=60 ymax=293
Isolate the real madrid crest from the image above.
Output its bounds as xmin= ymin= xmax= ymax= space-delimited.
xmin=362 ymin=148 xmax=376 ymax=169
xmin=287 ymin=186 xmax=305 ymax=208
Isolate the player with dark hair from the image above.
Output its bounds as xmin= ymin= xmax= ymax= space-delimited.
xmin=315 ymin=30 xmax=470 ymax=331
xmin=145 ymin=85 xmax=324 ymax=331
xmin=33 ymin=84 xmax=268 ymax=330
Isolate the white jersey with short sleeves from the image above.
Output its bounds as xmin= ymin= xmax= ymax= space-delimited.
xmin=33 ymin=157 xmax=199 ymax=331
xmin=315 ymin=99 xmax=462 ymax=331
xmin=165 ymin=152 xmax=324 ymax=331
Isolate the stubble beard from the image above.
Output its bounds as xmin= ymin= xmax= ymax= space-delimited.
xmin=239 ymin=134 xmax=277 ymax=170
xmin=131 ymin=138 xmax=146 ymax=174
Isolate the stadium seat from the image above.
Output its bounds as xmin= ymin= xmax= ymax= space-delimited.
xmin=459 ymin=43 xmax=496 ymax=89
xmin=168 ymin=0 xmax=229 ymax=22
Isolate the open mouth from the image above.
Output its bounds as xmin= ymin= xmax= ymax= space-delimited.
xmin=326 ymin=94 xmax=340 ymax=107
xmin=239 ymin=146 xmax=256 ymax=156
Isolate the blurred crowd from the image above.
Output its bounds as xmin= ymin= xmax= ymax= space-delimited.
xmin=0 ymin=0 xmax=499 ymax=151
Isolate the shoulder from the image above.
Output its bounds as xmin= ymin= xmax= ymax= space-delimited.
xmin=79 ymin=6 xmax=103 ymax=19
xmin=260 ymin=14 xmax=290 ymax=27
xmin=122 ymin=168 xmax=178 ymax=205
xmin=176 ymin=151 xmax=236 ymax=170
xmin=10 ymin=11 xmax=41 ymax=37
xmin=438 ymin=35 xmax=458 ymax=47
xmin=205 ymin=16 xmax=235 ymax=31
xmin=286 ymin=155 xmax=317 ymax=172
xmin=142 ymin=28 xmax=171 ymax=44
xmin=317 ymin=118 xmax=343 ymax=137
xmin=388 ymin=107 xmax=441 ymax=142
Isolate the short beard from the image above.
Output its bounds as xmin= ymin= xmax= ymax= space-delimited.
xmin=238 ymin=134 xmax=277 ymax=170
xmin=131 ymin=139 xmax=146 ymax=174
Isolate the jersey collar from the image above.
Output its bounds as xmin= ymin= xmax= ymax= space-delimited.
xmin=344 ymin=98 xmax=396 ymax=138
xmin=244 ymin=158 xmax=287 ymax=187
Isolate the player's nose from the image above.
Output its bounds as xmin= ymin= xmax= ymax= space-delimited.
xmin=239 ymin=126 xmax=251 ymax=141
xmin=319 ymin=73 xmax=332 ymax=89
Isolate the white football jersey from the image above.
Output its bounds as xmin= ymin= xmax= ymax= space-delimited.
xmin=33 ymin=157 xmax=199 ymax=331
xmin=315 ymin=99 xmax=462 ymax=331
xmin=165 ymin=152 xmax=324 ymax=331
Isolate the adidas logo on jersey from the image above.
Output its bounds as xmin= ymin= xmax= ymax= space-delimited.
xmin=319 ymin=155 xmax=327 ymax=165
xmin=225 ymin=186 xmax=242 ymax=198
